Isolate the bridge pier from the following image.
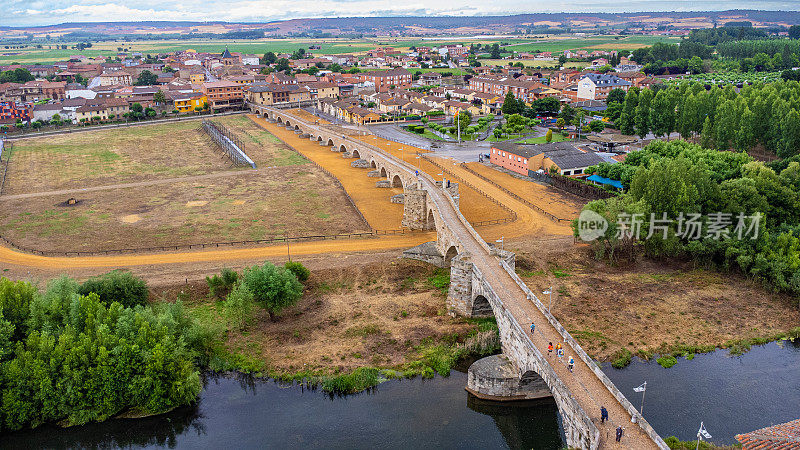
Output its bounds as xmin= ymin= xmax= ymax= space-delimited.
xmin=467 ymin=354 xmax=552 ymax=401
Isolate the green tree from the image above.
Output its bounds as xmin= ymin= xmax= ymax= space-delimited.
xmin=607 ymin=88 xmax=626 ymax=105
xmin=134 ymin=70 xmax=158 ymax=86
xmin=284 ymin=261 xmax=310 ymax=283
xmin=77 ymin=270 xmax=148 ymax=308
xmin=545 ymin=129 xmax=553 ymax=142
xmin=634 ymin=88 xmax=653 ymax=139
xmin=275 ymin=58 xmax=291 ymax=72
xmin=153 ymin=90 xmax=167 ymax=105
xmin=779 ymin=109 xmax=800 ymax=159
xmin=559 ymin=103 xmax=576 ymax=123
xmin=649 ymin=89 xmax=675 ymax=139
xmin=618 ymin=89 xmax=639 ymax=135
xmin=501 ymin=92 xmax=523 ymax=115
xmin=223 ymin=282 xmax=257 ymax=330
xmin=262 ymin=51 xmax=277 ymax=65
xmin=241 ymin=262 xmax=303 ymax=321
xmin=555 ymin=117 xmax=565 ymax=130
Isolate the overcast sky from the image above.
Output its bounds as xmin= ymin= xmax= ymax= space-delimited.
xmin=5 ymin=0 xmax=800 ymax=27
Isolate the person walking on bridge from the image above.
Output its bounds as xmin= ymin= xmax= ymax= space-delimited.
xmin=530 ymin=322 xmax=536 ymax=336
xmin=555 ymin=342 xmax=563 ymax=358
xmin=615 ymin=425 xmax=624 ymax=443
xmin=568 ymin=356 xmax=574 ymax=373
xmin=600 ymin=406 xmax=608 ymax=424
xmin=548 ymin=342 xmax=553 ymax=357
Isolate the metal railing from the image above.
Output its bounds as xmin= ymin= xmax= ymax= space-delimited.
xmin=201 ymin=119 xmax=256 ymax=168
xmin=0 ymin=140 xmax=11 ymax=197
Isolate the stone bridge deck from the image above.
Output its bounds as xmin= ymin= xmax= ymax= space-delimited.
xmin=250 ymin=104 xmax=667 ymax=450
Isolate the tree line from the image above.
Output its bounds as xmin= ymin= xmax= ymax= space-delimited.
xmin=580 ymin=140 xmax=800 ymax=299
xmin=0 ymin=259 xmax=311 ymax=432
xmin=616 ymin=81 xmax=800 ymax=159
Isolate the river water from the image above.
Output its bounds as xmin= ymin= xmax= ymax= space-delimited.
xmin=6 ymin=340 xmax=797 ymax=448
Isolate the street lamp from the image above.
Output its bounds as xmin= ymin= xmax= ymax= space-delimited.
xmin=542 ymin=287 xmax=552 ymax=313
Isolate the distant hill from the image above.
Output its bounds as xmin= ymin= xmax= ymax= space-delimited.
xmin=2 ymin=11 xmax=799 ymax=38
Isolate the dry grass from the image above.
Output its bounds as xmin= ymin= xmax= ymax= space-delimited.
xmin=0 ymin=116 xmax=368 ymax=252
xmin=157 ymin=259 xmax=478 ymax=374
xmin=512 ymin=242 xmax=800 ymax=361
xmin=0 ymin=165 xmax=368 ymax=252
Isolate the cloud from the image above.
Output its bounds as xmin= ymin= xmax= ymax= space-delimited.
xmin=3 ymin=0 xmax=798 ymax=27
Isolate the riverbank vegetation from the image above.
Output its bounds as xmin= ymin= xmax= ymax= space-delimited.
xmin=0 ymin=259 xmax=497 ymax=431
xmin=169 ymin=260 xmax=501 ymax=394
xmin=0 ymin=276 xmax=209 ymax=432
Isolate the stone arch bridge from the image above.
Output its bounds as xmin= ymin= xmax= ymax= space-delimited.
xmin=250 ymin=104 xmax=668 ymax=449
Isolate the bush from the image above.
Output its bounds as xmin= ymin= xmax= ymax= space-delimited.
xmin=223 ymin=282 xmax=258 ymax=330
xmin=242 ymin=262 xmax=303 ymax=321
xmin=657 ymin=355 xmax=678 ymax=368
xmin=78 ymin=270 xmax=148 ymax=308
xmin=0 ymin=278 xmax=204 ymax=432
xmin=611 ymin=348 xmax=632 ymax=368
xmin=284 ymin=261 xmax=310 ymax=282
xmin=206 ymin=268 xmax=239 ymax=299
xmin=321 ymin=367 xmax=380 ymax=394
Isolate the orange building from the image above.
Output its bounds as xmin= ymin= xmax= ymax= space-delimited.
xmin=201 ymin=81 xmax=244 ymax=110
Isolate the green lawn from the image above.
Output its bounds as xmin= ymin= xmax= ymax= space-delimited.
xmin=516 ymin=133 xmax=571 ymax=144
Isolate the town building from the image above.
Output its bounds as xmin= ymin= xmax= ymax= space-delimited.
xmin=245 ymin=84 xmax=311 ymax=106
xmin=201 ymin=80 xmax=244 ymax=110
xmin=358 ymin=68 xmax=412 ymax=93
xmin=490 ymin=141 xmax=604 ymax=176
xmin=576 ymin=73 xmax=631 ymax=101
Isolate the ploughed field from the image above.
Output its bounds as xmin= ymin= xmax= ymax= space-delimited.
xmin=0 ymin=116 xmax=367 ymax=253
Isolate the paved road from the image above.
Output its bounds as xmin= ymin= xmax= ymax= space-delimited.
xmin=367 ymin=123 xmax=490 ymax=162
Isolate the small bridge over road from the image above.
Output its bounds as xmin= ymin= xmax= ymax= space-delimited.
xmin=250 ymin=104 xmax=668 ymax=449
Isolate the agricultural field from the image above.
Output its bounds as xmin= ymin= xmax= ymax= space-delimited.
xmin=0 ymin=116 xmax=367 ymax=252
xmin=0 ymin=34 xmax=679 ymax=65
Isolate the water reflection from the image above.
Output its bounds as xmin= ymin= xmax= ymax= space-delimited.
xmin=5 ymin=371 xmax=565 ymax=450
xmin=602 ymin=340 xmax=800 ymax=444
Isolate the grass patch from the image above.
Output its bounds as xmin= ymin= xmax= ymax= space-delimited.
xmin=427 ymin=268 xmax=450 ymax=295
xmin=611 ymin=348 xmax=632 ymax=369
xmin=656 ymin=355 xmax=678 ymax=368
xmin=345 ymin=324 xmax=383 ymax=337
xmin=321 ymin=367 xmax=382 ymax=394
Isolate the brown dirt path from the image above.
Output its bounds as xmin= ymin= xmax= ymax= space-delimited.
xmin=251 ymin=115 xmax=405 ymax=231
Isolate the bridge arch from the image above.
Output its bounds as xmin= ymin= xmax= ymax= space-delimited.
xmin=471 ymin=294 xmax=493 ymax=317
xmin=519 ymin=369 xmax=546 ymax=389
xmin=277 ymin=117 xmax=283 ymax=124
xmin=380 ymin=167 xmax=387 ymax=178
xmin=327 ymin=139 xmax=334 ymax=147
xmin=294 ymin=124 xmax=300 ymax=131
xmin=391 ymin=174 xmax=403 ymax=188
xmin=339 ymin=144 xmax=347 ymax=152
xmin=352 ymin=149 xmax=361 ymax=159
xmin=317 ymin=136 xmax=323 ymax=142
xmin=370 ymin=160 xmax=377 ymax=169
xmin=444 ymin=245 xmax=458 ymax=267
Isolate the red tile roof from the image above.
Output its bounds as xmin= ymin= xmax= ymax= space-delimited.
xmin=736 ymin=418 xmax=800 ymax=449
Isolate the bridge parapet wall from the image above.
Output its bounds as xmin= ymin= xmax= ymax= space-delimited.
xmin=497 ymin=260 xmax=669 ymax=449
xmin=470 ymin=264 xmax=600 ymax=449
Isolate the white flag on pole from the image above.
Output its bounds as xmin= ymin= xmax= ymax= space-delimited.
xmin=633 ymin=382 xmax=646 ymax=393
xmin=698 ymin=422 xmax=712 ymax=439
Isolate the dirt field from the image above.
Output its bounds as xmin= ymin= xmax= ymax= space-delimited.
xmin=4 ymin=116 xmax=307 ymax=195
xmin=251 ymin=115 xmax=406 ymax=231
xmin=0 ymin=116 xmax=368 ymax=253
xmin=511 ymin=241 xmax=800 ymax=361
xmin=157 ymin=259 xmax=479 ymax=375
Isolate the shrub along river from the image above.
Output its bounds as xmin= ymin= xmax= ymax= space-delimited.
xmin=6 ymin=340 xmax=798 ymax=449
